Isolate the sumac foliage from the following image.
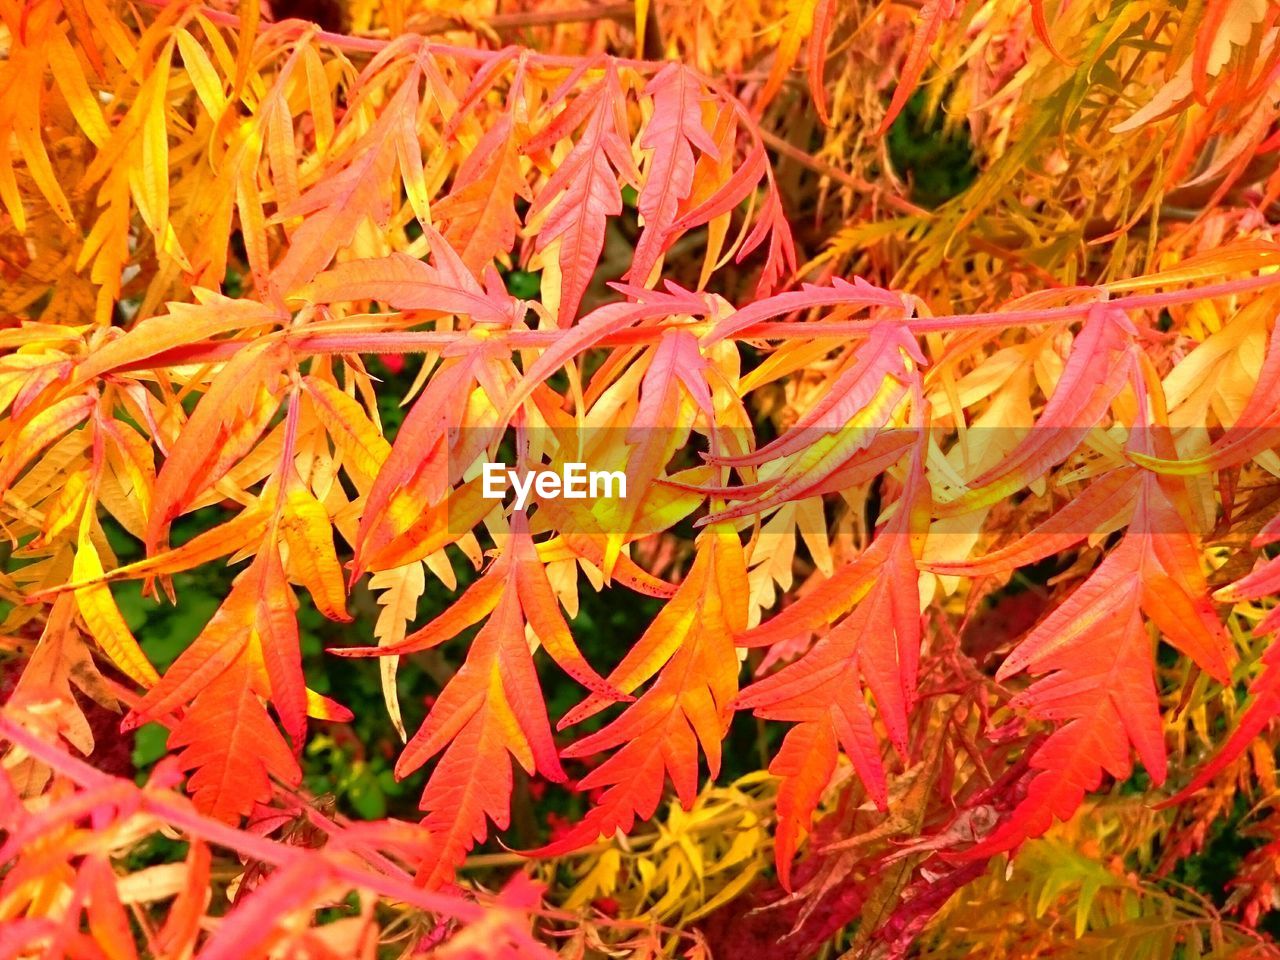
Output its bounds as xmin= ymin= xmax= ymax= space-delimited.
xmin=5 ymin=0 xmax=1280 ymax=957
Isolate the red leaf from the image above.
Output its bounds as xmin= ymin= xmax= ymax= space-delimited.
xmin=435 ymin=114 xmax=530 ymax=275
xmin=878 ymin=0 xmax=959 ymax=135
xmin=533 ymin=527 xmax=748 ymax=855
xmin=809 ymin=0 xmax=838 ymax=125
xmin=164 ymin=653 xmax=302 ymax=824
xmin=352 ymin=351 xmax=497 ymax=579
xmin=270 ymin=70 xmax=420 ymax=295
xmin=1030 ymin=0 xmax=1073 ymax=65
xmin=733 ymin=448 xmax=930 ymax=882
xmin=699 ymin=325 xmax=921 ymax=524
xmin=968 ymin=474 xmax=1234 ymax=853
xmin=528 ymin=67 xmax=636 ymax=325
xmin=144 ymin=341 xmax=289 ymax=554
xmin=123 ymin=552 xmax=320 ymax=820
xmin=936 ymin=305 xmax=1136 ymax=518
xmin=626 ymin=64 xmax=719 ymax=287
xmin=1169 ymin=514 xmax=1280 ymax=799
xmin=296 ymin=247 xmax=514 ymax=324
xmin=926 ymin=466 xmax=1141 ymax=578
xmin=335 ymin=517 xmax=623 ymax=885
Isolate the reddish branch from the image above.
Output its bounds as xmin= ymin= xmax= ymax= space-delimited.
xmin=99 ymin=269 xmax=1280 ymax=372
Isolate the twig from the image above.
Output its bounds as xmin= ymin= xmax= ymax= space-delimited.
xmin=758 ymin=128 xmax=932 ymax=218
xmin=134 ymin=0 xmax=661 ymax=70
xmin=414 ymin=3 xmax=635 ymax=34
xmin=12 ymin=269 xmax=1270 ymax=391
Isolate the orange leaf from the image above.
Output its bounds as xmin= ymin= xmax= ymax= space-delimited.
xmin=968 ymin=473 xmax=1233 ymax=853
xmin=535 ymin=526 xmax=747 ymax=855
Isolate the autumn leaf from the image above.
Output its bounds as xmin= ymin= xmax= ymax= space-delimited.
xmin=878 ymin=0 xmax=959 ymax=134
xmin=535 ymin=526 xmax=748 ymax=855
xmin=935 ymin=305 xmax=1137 ymax=518
xmin=967 ymin=472 xmax=1234 ymax=853
xmin=735 ymin=447 xmax=930 ymax=885
xmin=334 ymin=515 xmax=623 ymax=884
xmin=144 ymin=341 xmax=290 ymax=555
xmin=527 ymin=65 xmax=638 ymax=325
xmin=1169 ymin=512 xmax=1280 ymax=800
xmin=627 ymin=64 xmax=719 ymax=287
xmin=8 ymin=0 xmax=1280 ymax=950
xmin=121 ymin=549 xmax=328 ymax=820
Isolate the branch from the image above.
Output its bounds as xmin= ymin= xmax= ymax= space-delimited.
xmin=758 ymin=128 xmax=932 ymax=218
xmin=136 ymin=0 xmax=661 ymax=70
xmin=58 ymin=268 xmax=1280 ymax=380
xmin=413 ymin=3 xmax=634 ymax=34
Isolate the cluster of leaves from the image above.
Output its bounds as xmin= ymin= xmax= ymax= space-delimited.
xmin=5 ymin=0 xmax=1280 ymax=957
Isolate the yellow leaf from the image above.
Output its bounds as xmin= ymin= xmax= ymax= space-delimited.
xmin=48 ymin=31 xmax=110 ymax=147
xmin=73 ymin=535 xmax=159 ymax=688
xmin=303 ymin=377 xmax=391 ymax=489
xmin=13 ymin=87 xmax=76 ymax=230
xmin=175 ymin=29 xmax=227 ymax=120
xmin=281 ymin=483 xmax=350 ymax=621
xmin=759 ymin=0 xmax=819 ymax=110
xmin=134 ymin=44 xmax=172 ymax=251
xmin=41 ymin=468 xmax=92 ymax=545
xmin=368 ymin=561 xmax=427 ymax=743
